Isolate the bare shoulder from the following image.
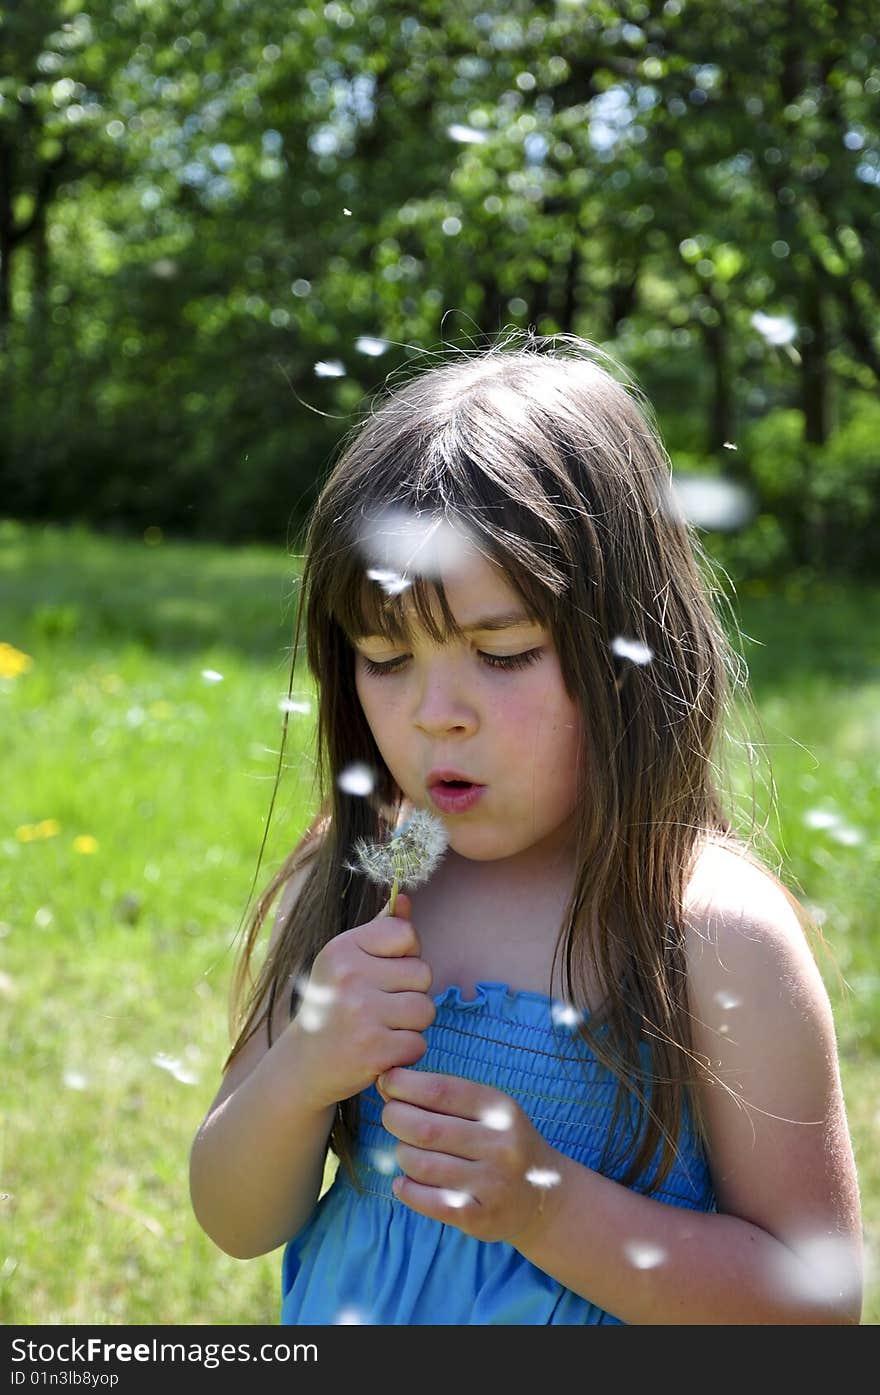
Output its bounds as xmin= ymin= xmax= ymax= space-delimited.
xmin=683 ymin=838 xmax=823 ymax=994
xmin=681 ymin=837 xmax=837 ymax=1098
xmin=679 ymin=839 xmax=862 ymax=1319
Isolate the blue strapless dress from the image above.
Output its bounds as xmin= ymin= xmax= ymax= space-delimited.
xmin=281 ymin=980 xmax=716 ymax=1325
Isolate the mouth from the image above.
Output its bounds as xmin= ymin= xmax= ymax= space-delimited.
xmin=427 ymin=781 xmax=487 ymax=813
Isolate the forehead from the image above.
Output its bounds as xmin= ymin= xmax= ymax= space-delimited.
xmin=351 ymin=551 xmax=544 ymax=642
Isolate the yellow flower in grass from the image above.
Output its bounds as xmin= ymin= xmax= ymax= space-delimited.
xmin=0 ymin=643 xmax=33 ymax=678
xmin=16 ymin=819 xmax=61 ymax=842
xmin=73 ymin=835 xmax=99 ymax=855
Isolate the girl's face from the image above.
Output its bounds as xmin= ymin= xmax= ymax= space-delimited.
xmin=352 ymin=550 xmax=584 ymax=876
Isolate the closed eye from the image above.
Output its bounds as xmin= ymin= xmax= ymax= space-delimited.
xmin=359 ymin=648 xmax=545 ymax=677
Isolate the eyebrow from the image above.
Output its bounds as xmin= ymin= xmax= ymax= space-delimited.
xmin=357 ymin=611 xmax=539 ymax=640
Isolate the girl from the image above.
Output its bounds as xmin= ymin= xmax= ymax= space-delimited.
xmin=189 ymin=332 xmax=863 ymax=1325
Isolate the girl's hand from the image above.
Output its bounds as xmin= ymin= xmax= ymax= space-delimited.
xmin=376 ymin=1068 xmax=563 ymax=1247
xmin=290 ymin=892 xmax=435 ymax=1112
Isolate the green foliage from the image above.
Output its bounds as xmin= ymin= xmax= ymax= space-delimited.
xmin=0 ymin=0 xmax=878 ymax=566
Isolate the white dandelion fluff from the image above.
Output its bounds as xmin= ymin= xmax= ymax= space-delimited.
xmin=525 ymin=1168 xmax=561 ymax=1190
xmin=714 ymin=990 xmax=742 ymax=1011
xmin=201 ymin=669 xmax=224 ymax=683
xmin=611 ymin=635 xmax=654 ymax=666
xmin=356 ymin=505 xmax=477 ymax=583
xmin=279 ymin=697 xmax=311 ymax=715
xmin=366 ymin=566 xmax=412 ymax=597
xmin=551 ymin=1001 xmax=581 ymax=1029
xmin=481 ymin=1105 xmax=515 ymax=1132
xmin=369 ymin=1148 xmax=399 ymax=1176
xmin=294 ymin=975 xmax=337 ymax=1033
xmin=625 ymin=1241 xmax=666 ymax=1270
xmin=335 ymin=1306 xmax=370 ymax=1324
xmin=338 ymin=762 xmax=378 ymax=796
xmin=442 ymin=1189 xmax=472 ymax=1209
xmin=804 ymin=808 xmax=840 ymax=830
xmin=344 ymin=808 xmax=449 ymax=914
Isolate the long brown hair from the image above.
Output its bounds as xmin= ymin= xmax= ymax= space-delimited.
xmin=224 ymin=330 xmax=820 ymax=1195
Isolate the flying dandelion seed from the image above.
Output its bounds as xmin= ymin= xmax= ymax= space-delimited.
xmin=343 ymin=207 xmax=352 ymax=215
xmin=714 ymin=990 xmax=742 ymax=1010
xmin=63 ymin=1069 xmax=89 ymax=1091
xmin=442 ymin=1190 xmax=472 ymax=1209
xmin=201 ymin=670 xmax=223 ymax=683
xmin=668 ymin=475 xmax=754 ymax=531
xmin=366 ymin=567 xmax=412 ymax=597
xmin=335 ymin=1307 xmax=370 ymax=1324
xmin=369 ymin=1148 xmax=399 ymax=1175
xmin=338 ymin=762 xmax=377 ymax=796
xmin=356 ymin=505 xmax=477 ymax=584
xmin=447 ymin=123 xmax=489 ymax=144
xmin=804 ymin=809 xmax=840 ymax=830
xmin=279 ymin=697 xmax=311 ymax=715
xmin=751 ymin=311 xmax=797 ymax=346
xmin=830 ymin=826 xmax=863 ymax=846
xmin=611 ymin=636 xmax=653 ymax=666
xmin=771 ymin=1233 xmax=861 ymax=1310
xmin=314 ymin=360 xmax=345 ymax=378
xmin=723 ymin=441 xmax=738 ymax=450
xmin=625 ymin=1241 xmax=666 ymax=1270
xmin=525 ymin=1168 xmax=561 ymax=1190
xmin=152 ymin=1053 xmax=200 ymax=1085
xmin=355 ymin=336 xmax=388 ymax=357
xmin=481 ymin=1105 xmax=514 ymax=1132
xmin=551 ymin=1002 xmax=581 ymax=1029
xmin=294 ymin=975 xmax=337 ymax=1033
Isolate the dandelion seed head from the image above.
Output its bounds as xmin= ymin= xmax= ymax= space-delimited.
xmin=348 ymin=808 xmax=449 ymax=891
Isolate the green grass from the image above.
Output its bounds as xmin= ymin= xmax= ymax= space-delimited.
xmin=0 ymin=519 xmax=877 ymax=1324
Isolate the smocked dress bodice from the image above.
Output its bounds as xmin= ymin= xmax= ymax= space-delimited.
xmin=281 ymin=980 xmax=717 ymax=1325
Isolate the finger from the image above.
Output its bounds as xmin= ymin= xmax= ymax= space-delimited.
xmin=381 ymin=1099 xmax=483 ymax=1160
xmin=380 ymin=991 xmax=436 ymax=1033
xmin=394 ymin=1143 xmax=481 ymax=1192
xmin=378 ymin=1068 xmax=495 ymax=1122
xmin=371 ymin=957 xmax=433 ymax=995
xmin=391 ymin=1174 xmax=479 ymax=1222
xmin=356 ymin=915 xmax=421 ymax=959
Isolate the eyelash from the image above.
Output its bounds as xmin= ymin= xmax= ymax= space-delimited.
xmin=360 ymin=648 xmax=544 ymax=677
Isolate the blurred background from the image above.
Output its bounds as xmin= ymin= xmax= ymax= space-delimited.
xmin=1 ymin=0 xmax=877 ymax=1324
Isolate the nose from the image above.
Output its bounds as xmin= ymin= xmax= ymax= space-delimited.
xmin=411 ymin=658 xmax=479 ymax=736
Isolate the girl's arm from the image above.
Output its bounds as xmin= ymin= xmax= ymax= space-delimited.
xmin=189 ymin=858 xmax=336 ymax=1260
xmin=512 ymin=852 xmax=863 ymax=1323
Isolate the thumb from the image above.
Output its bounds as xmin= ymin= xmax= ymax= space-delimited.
xmin=387 ymin=890 xmax=412 ymax=920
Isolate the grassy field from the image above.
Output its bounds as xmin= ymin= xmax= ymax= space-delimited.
xmin=0 ymin=518 xmax=877 ymax=1325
